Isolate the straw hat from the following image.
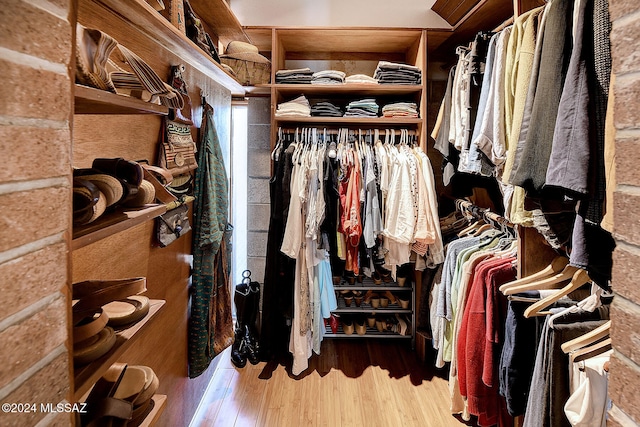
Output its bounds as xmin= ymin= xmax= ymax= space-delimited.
xmin=221 ymin=41 xmax=270 ymax=64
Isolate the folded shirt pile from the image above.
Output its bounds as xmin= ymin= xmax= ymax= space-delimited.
xmin=311 ymin=101 xmax=343 ymax=117
xmin=374 ymin=61 xmax=422 ymax=85
xmin=275 ymin=95 xmax=311 ymax=117
xmin=345 ymin=99 xmax=379 ymax=117
xmin=382 ymin=102 xmax=419 ymax=118
xmin=275 ymin=68 xmax=314 ymax=84
xmin=345 ymin=74 xmax=379 ymax=85
xmin=311 ymin=70 xmax=346 ymax=85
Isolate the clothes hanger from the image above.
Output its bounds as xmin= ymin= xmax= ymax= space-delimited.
xmin=561 ymin=320 xmax=612 ymax=353
xmin=523 ymin=268 xmax=592 ymax=318
xmin=499 ymin=256 xmax=571 ymax=294
xmin=571 ymin=338 xmax=612 ymax=364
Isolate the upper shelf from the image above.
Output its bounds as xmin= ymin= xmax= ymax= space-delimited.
xmin=188 ymin=0 xmax=250 ymax=47
xmin=275 ymin=28 xmax=423 ymax=54
xmin=74 ymin=84 xmax=169 ymax=115
xmin=87 ymin=0 xmax=246 ymax=96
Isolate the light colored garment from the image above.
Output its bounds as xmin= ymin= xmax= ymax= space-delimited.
xmin=564 ymin=351 xmax=612 ymax=427
xmin=345 ymin=74 xmax=379 ymax=84
xmin=472 ymin=27 xmax=512 ymax=175
xmin=383 ymin=147 xmax=415 ymax=268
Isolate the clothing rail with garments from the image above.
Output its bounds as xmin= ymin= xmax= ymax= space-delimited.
xmin=428 ymin=198 xmax=613 ymax=427
xmin=262 ymin=125 xmax=444 ymax=375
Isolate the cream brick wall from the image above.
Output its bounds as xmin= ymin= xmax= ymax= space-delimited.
xmin=0 ymin=0 xmax=73 ymax=425
xmin=609 ymin=0 xmax=640 ymax=424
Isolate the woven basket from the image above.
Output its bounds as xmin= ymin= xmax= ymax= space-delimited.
xmin=221 ymin=58 xmax=271 ymax=86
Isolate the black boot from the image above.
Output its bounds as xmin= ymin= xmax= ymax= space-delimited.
xmin=231 ymin=282 xmax=250 ymax=368
xmin=243 ymin=280 xmax=261 ymax=365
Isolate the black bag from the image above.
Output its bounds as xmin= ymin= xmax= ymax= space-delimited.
xmin=183 ymin=0 xmax=220 ymax=63
xmin=157 ymin=204 xmax=191 ymax=247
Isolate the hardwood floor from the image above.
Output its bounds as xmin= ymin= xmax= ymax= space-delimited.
xmin=191 ymin=340 xmax=471 ymax=427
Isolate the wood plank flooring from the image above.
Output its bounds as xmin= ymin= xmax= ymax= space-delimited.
xmin=191 ymin=340 xmax=471 ymax=427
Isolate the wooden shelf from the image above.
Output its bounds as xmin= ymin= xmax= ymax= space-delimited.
xmin=90 ymin=0 xmax=245 ymax=96
xmin=73 ymin=204 xmax=166 ymax=250
xmin=274 ymin=84 xmax=423 ymax=97
xmin=275 ymin=28 xmax=423 ymax=54
xmin=245 ymin=84 xmax=272 ymax=96
xmin=188 ymin=0 xmax=249 ymax=47
xmin=139 ymin=394 xmax=167 ymax=427
xmin=74 ymin=299 xmax=166 ymax=400
xmin=274 ymin=117 xmax=422 ymax=126
xmin=74 ymin=84 xmax=169 ymax=115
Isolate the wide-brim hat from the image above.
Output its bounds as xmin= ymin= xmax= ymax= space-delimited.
xmin=221 ymin=41 xmax=270 ymax=64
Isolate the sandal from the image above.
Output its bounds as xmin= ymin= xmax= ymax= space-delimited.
xmin=81 ymin=363 xmax=159 ymax=427
xmin=73 ymin=178 xmax=107 ymax=225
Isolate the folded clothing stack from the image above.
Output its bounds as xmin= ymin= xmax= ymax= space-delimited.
xmin=311 ymin=101 xmax=343 ymax=117
xmin=345 ymin=99 xmax=379 ymax=117
xmin=275 ymin=95 xmax=311 ymax=117
xmin=374 ymin=61 xmax=422 ymax=85
xmin=382 ymin=102 xmax=419 ymax=118
xmin=275 ymin=68 xmax=314 ymax=84
xmin=311 ymin=70 xmax=346 ymax=85
xmin=345 ymin=74 xmax=379 ymax=85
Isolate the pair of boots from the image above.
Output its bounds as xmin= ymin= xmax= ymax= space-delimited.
xmin=230 ymin=274 xmax=260 ymax=368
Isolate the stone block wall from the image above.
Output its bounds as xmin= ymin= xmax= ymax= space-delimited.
xmin=246 ymin=97 xmax=271 ymax=283
xmin=0 ymin=0 xmax=73 ymax=425
xmin=609 ymin=0 xmax=640 ymax=424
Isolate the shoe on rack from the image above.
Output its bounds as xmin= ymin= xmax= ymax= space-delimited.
xmin=355 ymin=318 xmax=367 ymax=336
xmin=342 ymin=317 xmax=354 ymax=335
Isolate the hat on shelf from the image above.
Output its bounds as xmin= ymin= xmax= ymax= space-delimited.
xmin=220 ymin=41 xmax=271 ymax=86
xmin=221 ymin=41 xmax=270 ymax=64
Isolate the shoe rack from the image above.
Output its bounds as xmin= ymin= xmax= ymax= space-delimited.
xmin=70 ymin=0 xmax=249 ymax=425
xmin=327 ymin=274 xmax=416 ymax=347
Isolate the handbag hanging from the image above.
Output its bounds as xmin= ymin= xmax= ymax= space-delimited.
xmin=156 ymin=202 xmax=192 ymax=247
xmin=157 ymin=117 xmax=198 ymax=173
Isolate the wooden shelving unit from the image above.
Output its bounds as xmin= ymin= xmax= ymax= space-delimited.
xmin=269 ymin=28 xmax=428 ymax=149
xmin=73 ymin=299 xmax=166 ymax=400
xmin=83 ymin=0 xmax=246 ymax=96
xmin=72 ymin=204 xmax=166 ymax=250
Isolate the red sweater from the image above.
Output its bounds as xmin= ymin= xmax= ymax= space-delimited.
xmin=457 ymin=257 xmax=516 ymax=427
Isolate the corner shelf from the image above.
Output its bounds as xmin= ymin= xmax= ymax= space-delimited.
xmin=74 ymin=84 xmax=169 ymax=115
xmin=88 ymin=0 xmax=245 ymax=96
xmin=72 ymin=204 xmax=167 ymax=250
xmin=139 ymin=394 xmax=167 ymax=427
xmin=74 ymin=299 xmax=166 ymax=400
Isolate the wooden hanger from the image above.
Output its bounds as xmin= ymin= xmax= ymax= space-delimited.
xmin=457 ymin=219 xmax=484 ymax=237
xmin=523 ymin=269 xmax=591 ymax=318
xmin=571 ymin=337 xmax=612 ymax=363
xmin=499 ymin=256 xmax=569 ymax=293
xmin=502 ymin=263 xmax=578 ymax=296
xmin=561 ymin=320 xmax=611 ymax=353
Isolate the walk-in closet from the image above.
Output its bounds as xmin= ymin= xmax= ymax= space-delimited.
xmin=1 ymin=0 xmax=639 ymax=426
